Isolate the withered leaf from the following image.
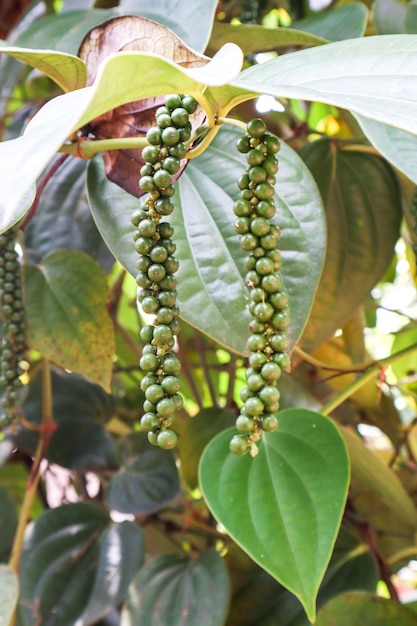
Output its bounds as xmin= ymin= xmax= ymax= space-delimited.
xmin=78 ymin=16 xmax=208 ymax=197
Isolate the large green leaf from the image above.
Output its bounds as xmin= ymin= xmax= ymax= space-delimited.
xmin=120 ymin=549 xmax=230 ymax=626
xmin=0 ymin=486 xmax=17 ymax=562
xmin=87 ymin=126 xmax=325 ymax=354
xmin=0 ymin=41 xmax=86 ymax=91
xmin=373 ymin=0 xmax=407 ymax=34
xmin=207 ymin=22 xmax=326 ymax=56
xmin=355 ymin=115 xmax=417 ymax=184
xmin=0 ymin=565 xmax=18 ymax=625
xmin=19 ymin=503 xmax=144 ymax=626
xmin=0 ymin=44 xmax=243 ymax=231
xmin=180 ymin=407 xmax=236 ymax=489
xmin=199 ymin=409 xmax=350 ymax=622
xmin=315 ymin=592 xmax=417 ymax=625
xmin=13 ymin=370 xmax=115 ymax=470
xmin=340 ymin=426 xmax=417 ymax=526
xmin=291 ymin=3 xmax=368 ymax=41
xmin=229 ymin=35 xmax=417 ymax=131
xmin=119 ymin=0 xmax=219 ymax=51
xmin=105 ymin=432 xmax=180 ymax=515
xmin=24 ymin=250 xmax=115 ymax=391
xmin=300 ymin=139 xmax=402 ymax=351
xmin=25 ymin=157 xmax=114 ymax=271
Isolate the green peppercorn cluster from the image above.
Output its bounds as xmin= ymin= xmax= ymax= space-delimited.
xmin=0 ymin=228 xmax=26 ymax=426
xmin=134 ymin=94 xmax=198 ymax=450
xmin=230 ymin=118 xmax=291 ymax=456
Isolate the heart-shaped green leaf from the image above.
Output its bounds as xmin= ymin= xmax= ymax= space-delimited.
xmin=87 ymin=126 xmax=325 ymax=354
xmin=105 ymin=432 xmax=180 ymax=515
xmin=0 ymin=41 xmax=86 ymax=91
xmin=300 ymin=139 xmax=402 ymax=351
xmin=120 ymin=549 xmax=230 ymax=626
xmin=291 ymin=2 xmax=368 ymax=41
xmin=0 ymin=565 xmax=18 ymax=625
xmin=199 ymin=409 xmax=350 ymax=623
xmin=24 ymin=250 xmax=115 ymax=391
xmin=315 ymin=591 xmax=417 ymax=625
xmin=355 ymin=115 xmax=417 ymax=184
xmin=19 ymin=503 xmax=144 ymax=626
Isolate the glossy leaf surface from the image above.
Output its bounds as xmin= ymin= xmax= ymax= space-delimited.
xmin=0 ymin=41 xmax=86 ymax=91
xmin=87 ymin=126 xmax=325 ymax=354
xmin=355 ymin=115 xmax=417 ymax=184
xmin=105 ymin=432 xmax=180 ymax=515
xmin=199 ymin=409 xmax=350 ymax=622
xmin=316 ymin=591 xmax=417 ymax=625
xmin=19 ymin=503 xmax=144 ymax=626
xmin=24 ymin=250 xmax=115 ymax=391
xmin=291 ymin=3 xmax=368 ymax=41
xmin=300 ymin=139 xmax=402 ymax=351
xmin=14 ymin=370 xmax=115 ymax=470
xmin=120 ymin=549 xmax=230 ymax=626
xmin=0 ymin=565 xmax=18 ymax=625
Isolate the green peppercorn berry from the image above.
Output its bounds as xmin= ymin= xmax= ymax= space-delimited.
xmin=271 ymin=311 xmax=290 ymax=331
xmin=250 ymin=217 xmax=270 ymax=237
xmin=247 ymin=373 xmax=265 ymax=392
xmin=256 ymin=200 xmax=276 ymax=219
xmin=169 ymin=318 xmax=181 ymax=335
xmin=261 ymin=362 xmax=282 ymax=382
xmin=254 ymin=302 xmax=274 ymax=321
xmin=246 ymin=333 xmax=267 ymax=352
xmin=255 ymin=257 xmax=275 ymax=276
xmin=158 ymin=291 xmax=177 ymax=307
xmin=156 ymin=307 xmax=175 ymax=324
xmin=178 ymin=126 xmax=191 ymax=142
xmin=229 ymin=434 xmax=250 ymax=456
xmin=233 ymin=199 xmax=252 ymax=217
xmin=135 ymin=237 xmax=153 ymax=255
xmin=159 ymin=275 xmax=177 ymax=291
xmin=153 ymin=325 xmax=173 ymax=346
xmin=160 ymin=185 xmax=176 ymax=198
xmin=255 ymin=182 xmax=274 ymax=200
xmin=249 ymin=351 xmax=268 ymax=369
xmin=157 ymin=113 xmax=172 ymax=129
xmin=163 ymin=354 xmax=181 ymax=374
xmin=161 ymin=239 xmax=176 ymax=255
xmin=262 ymin=273 xmax=283 ymax=293
xmin=161 ymin=375 xmax=180 ymax=395
xmin=273 ymin=352 xmax=291 ymax=370
xmin=262 ymin=154 xmax=279 ymax=175
xmin=238 ymin=174 xmax=250 ymax=190
xmin=162 ymin=156 xmax=181 ymax=174
xmin=156 ymin=397 xmax=176 ymax=417
xmin=236 ymin=415 xmax=255 ymax=433
xmin=264 ymin=133 xmax=281 ymax=154
xmin=247 ymin=118 xmax=267 ymax=138
xmin=157 ymin=429 xmax=177 ymax=449
xmin=159 ymin=223 xmax=174 ymax=239
xmin=146 ymin=127 xmax=162 ymax=145
xmin=164 ymin=256 xmax=179 ymax=274
xmin=270 ymin=291 xmax=289 ymax=310
xmin=270 ymin=333 xmax=289 ymax=352
xmin=136 ymin=272 xmax=153 ymax=289
xmin=140 ymin=412 xmax=160 ymax=432
xmin=259 ymin=385 xmax=280 ymax=406
xmin=139 ymin=176 xmax=155 ymax=192
xmin=156 ymin=106 xmax=170 ymax=117
xmin=153 ymin=169 xmax=172 ymax=189
xmin=261 ymin=414 xmax=279 ymax=432
xmin=241 ymin=233 xmax=259 ymax=251
xmin=169 ymin=143 xmax=187 ymax=159
xmin=142 ymin=145 xmax=160 ymax=164
xmin=236 ymin=136 xmax=251 ymax=153
xmin=235 ymin=218 xmax=250 ymax=235
xmin=148 ymin=264 xmax=166 ymax=282
xmin=140 ymin=325 xmax=155 ymax=344
xmin=131 ymin=208 xmax=148 ymax=226
xmin=139 ymin=353 xmax=159 ymax=372
xmin=181 ymin=95 xmax=198 ymax=113
xmin=161 ymin=127 xmax=180 ymax=146
xmin=145 ymin=383 xmax=165 ymax=404
xmin=138 ymin=219 xmax=157 ymax=238
xmin=246 ymin=148 xmax=265 ymax=166
xmin=148 ymin=431 xmax=159 ymax=445
xmin=249 ymin=320 xmax=266 ymax=334
xmin=250 ymin=287 xmax=264 ymax=303
xmin=140 ymin=374 xmax=158 ymax=392
xmin=165 ymin=94 xmax=182 ymax=110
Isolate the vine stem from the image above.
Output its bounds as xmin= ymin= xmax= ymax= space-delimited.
xmin=8 ymin=359 xmax=54 ymax=626
xmin=320 ymin=343 xmax=417 ymax=416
